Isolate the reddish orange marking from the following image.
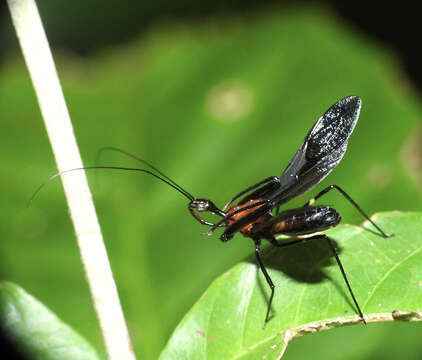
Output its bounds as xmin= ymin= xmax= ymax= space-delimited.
xmin=271 ymin=220 xmax=287 ymax=233
xmin=226 ymin=199 xmax=271 ymax=235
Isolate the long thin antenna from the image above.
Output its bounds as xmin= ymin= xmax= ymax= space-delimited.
xmin=29 ymin=166 xmax=195 ymax=206
xmin=96 ymin=147 xmax=195 ymax=201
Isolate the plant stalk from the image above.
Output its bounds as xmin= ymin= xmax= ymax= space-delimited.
xmin=6 ymin=0 xmax=135 ymax=359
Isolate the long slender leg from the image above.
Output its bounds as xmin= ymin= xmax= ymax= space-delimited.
xmin=189 ymin=215 xmax=220 ymax=227
xmin=223 ymin=176 xmax=278 ymax=211
xmin=254 ymin=240 xmax=274 ymax=328
xmin=267 ymin=234 xmax=366 ymax=324
xmin=304 ymin=184 xmax=391 ymax=238
xmin=324 ymin=235 xmax=366 ymax=324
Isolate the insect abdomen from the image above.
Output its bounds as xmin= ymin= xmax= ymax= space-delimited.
xmin=270 ymin=206 xmax=341 ymax=236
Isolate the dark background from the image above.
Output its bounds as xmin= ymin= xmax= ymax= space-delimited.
xmin=1 ymin=1 xmax=421 ymax=94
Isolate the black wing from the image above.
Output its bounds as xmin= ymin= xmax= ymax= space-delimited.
xmin=269 ymin=95 xmax=361 ymax=205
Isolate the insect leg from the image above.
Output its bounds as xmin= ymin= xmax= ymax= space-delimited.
xmin=223 ymin=176 xmax=279 ymax=211
xmin=189 ymin=215 xmax=221 ymax=227
xmin=303 ymin=184 xmax=391 ymax=238
xmin=323 ymin=235 xmax=366 ymax=324
xmin=254 ymin=239 xmax=274 ymax=328
xmin=266 ymin=233 xmax=365 ymax=323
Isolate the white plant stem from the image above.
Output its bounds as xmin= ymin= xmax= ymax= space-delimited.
xmin=6 ymin=0 xmax=135 ymax=359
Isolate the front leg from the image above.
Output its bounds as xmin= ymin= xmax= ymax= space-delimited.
xmin=253 ymin=238 xmax=275 ymax=328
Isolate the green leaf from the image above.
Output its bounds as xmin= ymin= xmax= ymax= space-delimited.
xmin=160 ymin=212 xmax=422 ymax=359
xmin=0 ymin=282 xmax=99 ymax=360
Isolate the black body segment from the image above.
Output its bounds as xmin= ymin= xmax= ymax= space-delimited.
xmin=252 ymin=206 xmax=341 ymax=238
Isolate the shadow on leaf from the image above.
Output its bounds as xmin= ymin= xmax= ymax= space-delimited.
xmin=245 ymin=237 xmax=359 ymax=316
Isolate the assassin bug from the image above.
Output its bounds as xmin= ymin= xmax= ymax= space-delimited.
xmin=189 ymin=95 xmax=391 ymax=326
xmin=31 ymin=96 xmax=390 ymax=327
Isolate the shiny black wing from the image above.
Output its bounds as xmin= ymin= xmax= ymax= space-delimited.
xmin=269 ymin=96 xmax=361 ymax=205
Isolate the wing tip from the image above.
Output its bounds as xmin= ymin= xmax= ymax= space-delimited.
xmin=341 ymin=95 xmax=362 ymax=112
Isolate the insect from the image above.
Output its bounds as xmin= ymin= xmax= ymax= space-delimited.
xmin=32 ymin=96 xmax=390 ymax=328
xmin=187 ymin=95 xmax=390 ymax=326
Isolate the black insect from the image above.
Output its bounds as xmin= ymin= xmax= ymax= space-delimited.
xmin=187 ymin=95 xmax=391 ymax=326
xmin=32 ymin=96 xmax=390 ymax=328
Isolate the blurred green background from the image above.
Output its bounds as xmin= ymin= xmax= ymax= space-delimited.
xmin=1 ymin=1 xmax=422 ymax=359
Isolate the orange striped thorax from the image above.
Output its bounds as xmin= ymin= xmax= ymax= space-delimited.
xmin=226 ymin=199 xmax=272 ymax=235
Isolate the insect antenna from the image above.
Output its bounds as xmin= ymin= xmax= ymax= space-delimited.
xmin=28 ymin=165 xmax=195 ymax=207
xmin=96 ymin=146 xmax=193 ymax=201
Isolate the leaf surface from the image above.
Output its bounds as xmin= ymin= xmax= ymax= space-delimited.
xmin=0 ymin=282 xmax=99 ymax=360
